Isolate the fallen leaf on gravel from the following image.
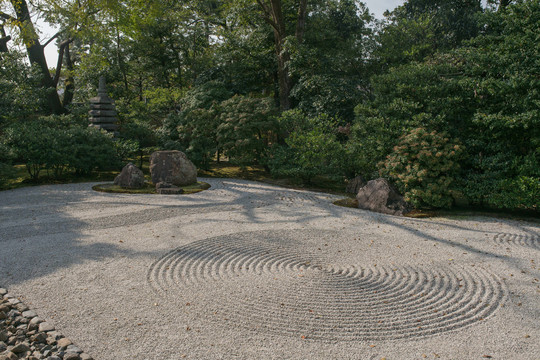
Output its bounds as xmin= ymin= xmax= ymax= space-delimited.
xmin=369 ymin=345 xmax=376 ymax=348
xmin=301 ymin=335 xmax=306 ymax=339
xmin=524 ymin=334 xmax=530 ymax=338
xmin=482 ymin=356 xmax=492 ymax=359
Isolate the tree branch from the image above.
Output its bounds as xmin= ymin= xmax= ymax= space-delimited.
xmin=53 ymin=38 xmax=73 ymax=86
xmin=256 ymin=0 xmax=279 ymax=32
xmin=0 ymin=10 xmax=16 ymax=22
xmin=43 ymin=31 xmax=63 ymax=48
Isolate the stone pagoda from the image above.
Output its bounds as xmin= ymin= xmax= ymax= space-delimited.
xmin=88 ymin=76 xmax=118 ymax=134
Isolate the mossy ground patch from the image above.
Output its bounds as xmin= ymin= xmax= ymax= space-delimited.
xmin=92 ymin=181 xmax=211 ymax=194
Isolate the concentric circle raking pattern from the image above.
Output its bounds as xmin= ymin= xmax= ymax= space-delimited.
xmin=493 ymin=233 xmax=540 ymax=250
xmin=148 ymin=230 xmax=506 ymax=341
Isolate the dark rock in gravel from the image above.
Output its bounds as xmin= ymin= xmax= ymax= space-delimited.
xmin=150 ymin=150 xmax=197 ymax=186
xmin=356 ymin=178 xmax=411 ymax=216
xmin=0 ymin=332 xmax=6 ymax=342
xmin=114 ymin=163 xmax=145 ymax=189
xmin=10 ymin=342 xmax=30 ymax=353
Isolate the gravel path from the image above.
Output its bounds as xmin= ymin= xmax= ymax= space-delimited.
xmin=0 ymin=179 xmax=539 ymax=359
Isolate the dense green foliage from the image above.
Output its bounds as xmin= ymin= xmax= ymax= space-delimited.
xmin=267 ymin=110 xmax=345 ymax=183
xmin=1 ymin=0 xmax=538 ymax=212
xmin=1 ymin=116 xmax=123 ymax=180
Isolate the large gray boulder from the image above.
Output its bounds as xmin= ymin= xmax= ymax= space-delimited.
xmin=345 ymin=175 xmax=366 ymax=194
xmin=114 ymin=163 xmax=145 ymax=189
xmin=150 ymin=150 xmax=197 ymax=186
xmin=356 ymin=178 xmax=411 ymax=216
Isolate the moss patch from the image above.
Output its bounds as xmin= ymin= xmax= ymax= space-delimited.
xmin=93 ymin=181 xmax=211 ymax=195
xmin=333 ymin=197 xmax=358 ymax=208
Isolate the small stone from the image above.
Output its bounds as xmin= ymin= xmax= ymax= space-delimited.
xmin=0 ymin=312 xmax=6 ymax=320
xmin=27 ymin=322 xmax=38 ymax=332
xmin=0 ymin=332 xmax=7 ymax=342
xmin=66 ymin=345 xmax=82 ymax=354
xmin=11 ymin=342 xmax=30 ymax=353
xmin=156 ymin=186 xmax=184 ymax=195
xmin=0 ymin=341 xmax=6 ymax=352
xmin=7 ymin=299 xmax=20 ymax=306
xmin=80 ymin=353 xmax=93 ymax=360
xmin=32 ymin=351 xmax=42 ymax=358
xmin=0 ymin=305 xmax=8 ymax=313
xmin=38 ymin=323 xmax=55 ymax=332
xmin=63 ymin=353 xmax=81 ymax=360
xmin=0 ymin=351 xmax=18 ymax=360
xmin=30 ymin=333 xmax=47 ymax=343
xmin=22 ymin=310 xmax=37 ymax=319
xmin=0 ymin=288 xmax=7 ymax=296
xmin=46 ymin=356 xmax=61 ymax=360
xmin=57 ymin=338 xmax=72 ymax=348
xmin=15 ymin=303 xmax=28 ymax=312
xmin=29 ymin=317 xmax=43 ymax=326
xmin=47 ymin=332 xmax=61 ymax=340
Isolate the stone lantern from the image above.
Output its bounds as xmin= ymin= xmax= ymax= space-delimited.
xmin=88 ymin=76 xmax=118 ymax=134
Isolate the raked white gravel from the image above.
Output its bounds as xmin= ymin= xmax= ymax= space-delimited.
xmin=0 ymin=179 xmax=539 ymax=360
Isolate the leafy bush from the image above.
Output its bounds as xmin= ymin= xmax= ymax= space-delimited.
xmin=216 ymin=95 xmax=278 ymax=167
xmin=2 ymin=116 xmax=121 ymax=180
xmin=0 ymin=143 xmax=15 ymax=187
xmin=267 ymin=111 xmax=345 ymax=184
xmin=486 ymin=177 xmax=540 ymax=211
xmin=381 ymin=127 xmax=463 ymax=208
xmin=119 ymin=121 xmax=158 ymax=168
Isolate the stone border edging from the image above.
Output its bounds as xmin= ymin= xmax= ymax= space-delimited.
xmin=0 ymin=288 xmax=93 ymax=360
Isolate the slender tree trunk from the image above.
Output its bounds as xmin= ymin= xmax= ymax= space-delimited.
xmin=296 ymin=0 xmax=307 ymax=44
xmin=10 ymin=0 xmax=64 ymax=114
xmin=0 ymin=25 xmax=10 ymax=52
xmin=63 ymin=44 xmax=75 ymax=107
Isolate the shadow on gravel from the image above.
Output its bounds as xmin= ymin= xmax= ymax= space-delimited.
xmin=0 ymin=181 xmax=343 ymax=287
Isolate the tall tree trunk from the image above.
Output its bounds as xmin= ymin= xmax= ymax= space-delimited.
xmin=258 ymin=0 xmax=308 ymax=111
xmin=63 ymin=44 xmax=75 ymax=107
xmin=10 ymin=0 xmax=64 ymax=114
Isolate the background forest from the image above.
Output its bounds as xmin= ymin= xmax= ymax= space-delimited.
xmin=0 ymin=0 xmax=538 ymax=211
